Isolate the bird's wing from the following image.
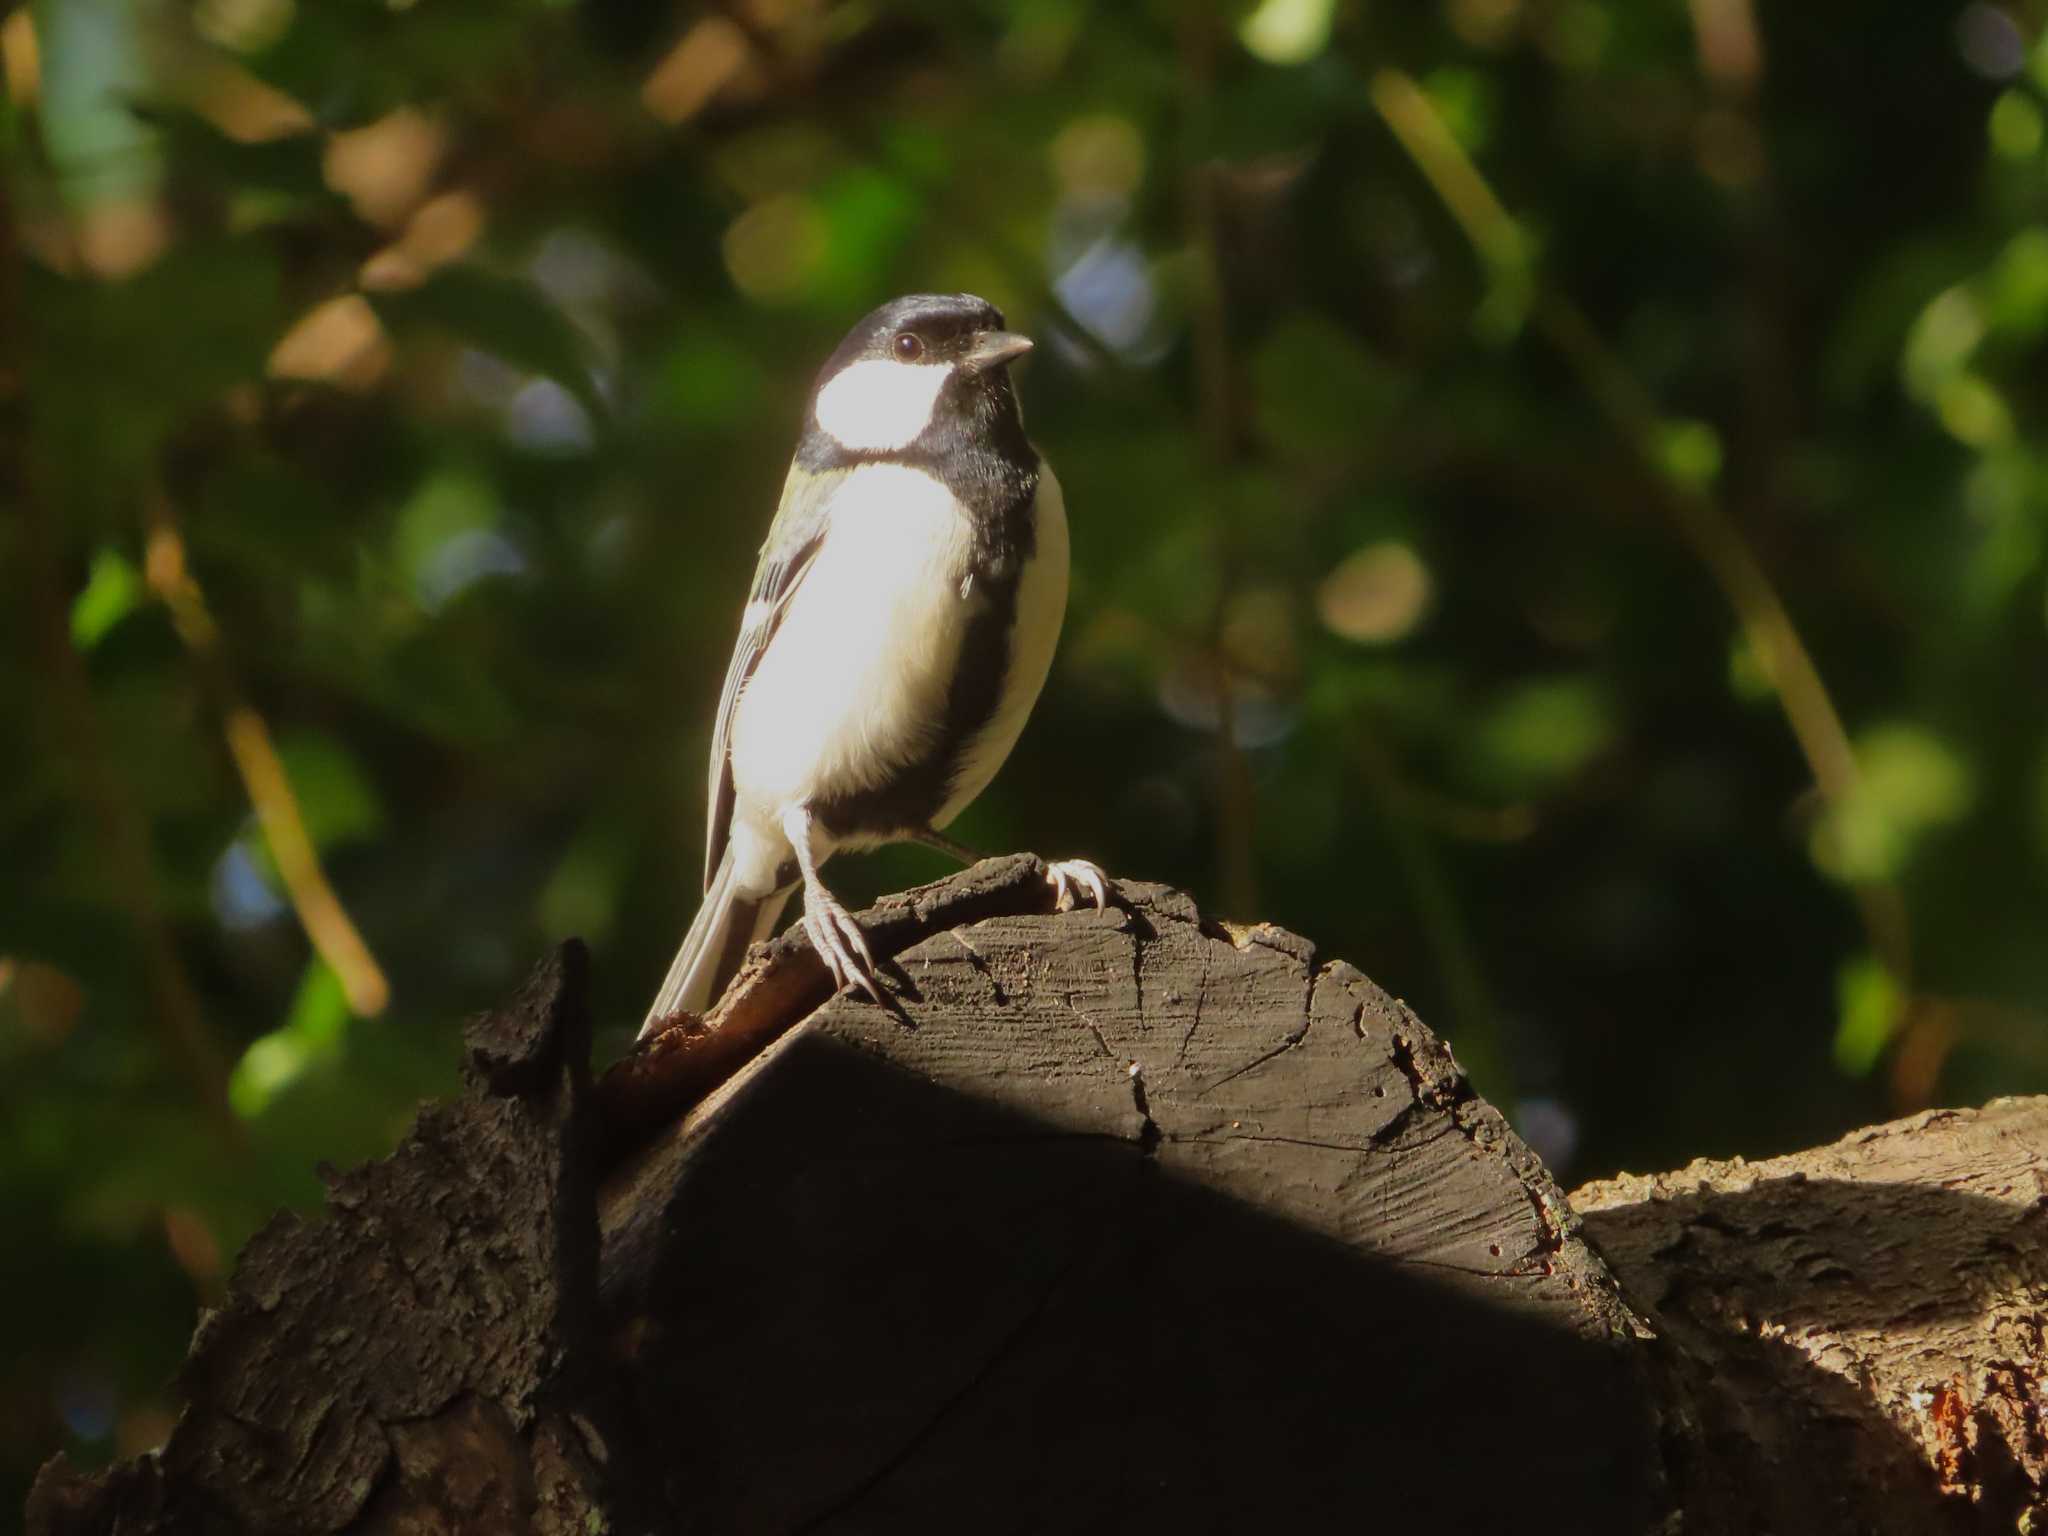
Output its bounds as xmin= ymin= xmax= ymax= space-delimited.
xmin=702 ymin=464 xmax=844 ymax=890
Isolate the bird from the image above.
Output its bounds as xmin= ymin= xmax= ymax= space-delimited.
xmin=638 ymin=293 xmax=1107 ymax=1040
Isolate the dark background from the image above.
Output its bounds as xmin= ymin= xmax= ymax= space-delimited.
xmin=5 ymin=0 xmax=2047 ymax=1516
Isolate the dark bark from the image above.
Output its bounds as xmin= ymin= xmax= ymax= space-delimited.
xmin=1575 ymin=1100 xmax=2048 ymax=1534
xmin=25 ymin=858 xmax=2048 ymax=1534
xmin=26 ymin=944 xmax=628 ymax=1536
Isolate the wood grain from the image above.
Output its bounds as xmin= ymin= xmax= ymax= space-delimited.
xmin=30 ymin=862 xmax=2048 ymax=1535
xmin=599 ymin=873 xmax=1670 ymax=1531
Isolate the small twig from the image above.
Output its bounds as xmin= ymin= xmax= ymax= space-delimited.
xmin=142 ymin=489 xmax=390 ymax=1017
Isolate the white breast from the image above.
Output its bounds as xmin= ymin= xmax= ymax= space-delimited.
xmin=932 ymin=463 xmax=1070 ymax=829
xmin=728 ymin=463 xmax=978 ymax=842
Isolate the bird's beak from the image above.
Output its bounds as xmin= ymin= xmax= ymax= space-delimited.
xmin=964 ymin=330 xmax=1033 ymax=371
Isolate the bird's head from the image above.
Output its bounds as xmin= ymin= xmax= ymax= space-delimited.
xmin=808 ymin=293 xmax=1033 ymax=455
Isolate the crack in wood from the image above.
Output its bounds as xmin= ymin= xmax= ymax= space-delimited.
xmin=1174 ymin=940 xmax=1211 ymax=1073
xmin=1128 ymin=921 xmax=1144 ymax=1030
xmin=944 ymin=927 xmax=1008 ymax=1005
xmin=1129 ymin=1063 xmax=1160 ymax=1157
xmin=1177 ymin=1131 xmax=1380 ymax=1155
xmin=1197 ymin=1015 xmax=1313 ymax=1096
xmin=901 ymin=1131 xmax=1154 ymax=1154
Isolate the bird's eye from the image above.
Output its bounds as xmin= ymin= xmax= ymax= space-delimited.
xmin=892 ymin=332 xmax=924 ymax=361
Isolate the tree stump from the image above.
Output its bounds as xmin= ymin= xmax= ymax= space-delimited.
xmin=25 ymin=859 xmax=2048 ymax=1534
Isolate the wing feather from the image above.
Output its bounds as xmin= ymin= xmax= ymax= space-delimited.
xmin=702 ymin=466 xmax=843 ymax=889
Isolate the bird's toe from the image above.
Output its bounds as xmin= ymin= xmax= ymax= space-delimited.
xmin=806 ymin=896 xmax=885 ymax=1003
xmin=1046 ymin=858 xmax=1110 ymax=914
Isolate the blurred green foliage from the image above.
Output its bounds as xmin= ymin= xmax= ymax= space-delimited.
xmin=6 ymin=0 xmax=2048 ymax=1513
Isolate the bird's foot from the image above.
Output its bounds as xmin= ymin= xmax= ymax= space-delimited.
xmin=1046 ymin=858 xmax=1111 ymax=913
xmin=802 ymin=886 xmax=886 ymax=1004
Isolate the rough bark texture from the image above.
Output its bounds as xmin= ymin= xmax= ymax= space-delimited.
xmin=25 ymin=945 xmax=628 ymax=1536
xmin=1576 ymin=1100 xmax=2048 ymax=1535
xmin=23 ymin=859 xmax=2048 ymax=1534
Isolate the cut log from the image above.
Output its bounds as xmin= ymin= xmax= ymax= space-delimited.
xmin=24 ymin=860 xmax=2048 ymax=1534
xmin=1576 ymin=1100 xmax=2048 ymax=1534
xmin=599 ymin=862 xmax=1672 ymax=1530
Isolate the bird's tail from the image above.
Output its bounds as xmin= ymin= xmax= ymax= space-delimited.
xmin=638 ymin=850 xmax=792 ymax=1040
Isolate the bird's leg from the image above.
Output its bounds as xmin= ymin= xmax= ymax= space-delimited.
xmin=783 ymin=806 xmax=886 ymax=1005
xmin=910 ymin=829 xmax=1110 ymax=915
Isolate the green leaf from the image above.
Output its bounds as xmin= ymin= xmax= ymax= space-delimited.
xmin=393 ymin=464 xmax=499 ymax=605
xmin=1832 ymin=955 xmax=1900 ymax=1076
xmin=1901 ymin=285 xmax=1982 ymax=401
xmin=1422 ymin=68 xmax=1496 ymax=153
xmin=1989 ymin=92 xmax=2044 ymax=162
xmin=1467 ymin=676 xmax=1615 ymax=794
xmin=229 ymin=961 xmax=349 ymax=1119
xmin=69 ymin=549 xmax=142 ymax=651
xmin=810 ymin=169 xmax=920 ymax=312
xmin=1239 ymin=0 xmax=1337 ymax=67
xmin=538 ymin=816 xmax=631 ymax=943
xmin=274 ymin=734 xmax=383 ymax=852
xmin=1654 ymin=419 xmax=1724 ymax=490
xmin=1812 ymin=723 xmax=1975 ymax=883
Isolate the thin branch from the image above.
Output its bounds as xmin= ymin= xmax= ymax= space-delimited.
xmin=1368 ymin=72 xmax=1528 ymax=276
xmin=140 ymin=490 xmax=390 ymax=1017
xmin=1369 ymin=67 xmax=1912 ymax=987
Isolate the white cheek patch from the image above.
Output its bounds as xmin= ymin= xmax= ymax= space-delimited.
xmin=814 ymin=358 xmax=953 ymax=452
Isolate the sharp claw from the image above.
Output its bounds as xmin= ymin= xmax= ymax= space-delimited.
xmin=1046 ymin=859 xmax=1110 ymax=915
xmin=805 ymin=894 xmax=886 ymax=1004
xmin=838 ymin=919 xmax=881 ymax=1001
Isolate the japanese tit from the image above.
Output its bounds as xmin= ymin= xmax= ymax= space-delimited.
xmin=639 ymin=293 xmax=1106 ymax=1038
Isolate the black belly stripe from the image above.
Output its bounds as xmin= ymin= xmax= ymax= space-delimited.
xmin=812 ymin=568 xmax=1020 ymax=840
